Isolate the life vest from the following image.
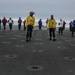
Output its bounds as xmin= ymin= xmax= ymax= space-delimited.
xmin=47 ymin=19 xmax=56 ymax=28
xmin=8 ymin=19 xmax=13 ymax=23
xmin=26 ymin=16 xmax=35 ymax=27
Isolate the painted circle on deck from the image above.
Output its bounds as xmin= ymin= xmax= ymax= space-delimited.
xmin=27 ymin=65 xmax=43 ymax=71
xmin=4 ymin=54 xmax=17 ymax=58
xmin=64 ymin=57 xmax=75 ymax=60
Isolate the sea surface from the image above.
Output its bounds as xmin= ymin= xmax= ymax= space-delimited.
xmin=0 ymin=18 xmax=70 ymax=28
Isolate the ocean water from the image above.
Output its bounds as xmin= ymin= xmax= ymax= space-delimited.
xmin=10 ymin=19 xmax=70 ymax=28
xmin=1 ymin=19 xmax=70 ymax=28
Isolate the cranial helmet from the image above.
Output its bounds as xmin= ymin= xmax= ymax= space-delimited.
xmin=29 ymin=11 xmax=35 ymax=15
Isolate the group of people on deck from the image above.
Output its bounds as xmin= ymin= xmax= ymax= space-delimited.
xmin=0 ymin=17 xmax=26 ymax=31
xmin=0 ymin=11 xmax=75 ymax=42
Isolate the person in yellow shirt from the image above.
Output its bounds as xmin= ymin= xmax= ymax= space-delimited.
xmin=46 ymin=18 xmax=49 ymax=28
xmin=47 ymin=15 xmax=56 ymax=41
xmin=25 ymin=11 xmax=35 ymax=42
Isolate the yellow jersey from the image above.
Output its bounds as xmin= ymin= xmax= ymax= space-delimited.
xmin=47 ymin=19 xmax=56 ymax=28
xmin=25 ymin=16 xmax=35 ymax=27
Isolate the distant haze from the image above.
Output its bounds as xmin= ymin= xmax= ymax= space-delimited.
xmin=0 ymin=0 xmax=75 ymax=21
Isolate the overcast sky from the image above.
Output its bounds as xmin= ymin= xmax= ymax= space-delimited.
xmin=0 ymin=0 xmax=75 ymax=21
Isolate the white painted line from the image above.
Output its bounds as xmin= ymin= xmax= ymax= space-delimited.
xmin=36 ymin=38 xmax=42 ymax=40
xmin=21 ymin=40 xmax=25 ymax=42
xmin=57 ymin=47 xmax=67 ymax=49
xmin=70 ymin=44 xmax=75 ymax=46
xmin=37 ymin=36 xmax=42 ymax=38
xmin=67 ymin=70 xmax=73 ymax=73
xmin=39 ymin=50 xmax=43 ymax=52
xmin=15 ymin=45 xmax=24 ymax=47
xmin=57 ymin=47 xmax=61 ymax=49
xmin=3 ymin=42 xmax=11 ymax=44
xmin=7 ymin=42 xmax=11 ymax=44
xmin=32 ymin=50 xmax=36 ymax=52
xmin=65 ymin=40 xmax=71 ymax=42
xmin=21 ymin=45 xmax=24 ymax=47
xmin=63 ymin=47 xmax=67 ymax=49
xmin=34 ymin=43 xmax=42 ymax=45
xmin=11 ymin=38 xmax=17 ymax=39
xmin=55 ymin=42 xmax=62 ymax=44
xmin=16 ymin=45 xmax=19 ymax=47
xmin=15 ymin=35 xmax=25 ymax=38
xmin=15 ymin=35 xmax=21 ymax=36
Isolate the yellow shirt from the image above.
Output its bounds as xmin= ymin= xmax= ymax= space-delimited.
xmin=25 ymin=16 xmax=35 ymax=27
xmin=47 ymin=19 xmax=56 ymax=28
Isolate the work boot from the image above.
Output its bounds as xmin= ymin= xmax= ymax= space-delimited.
xmin=26 ymin=39 xmax=29 ymax=42
xmin=29 ymin=37 xmax=31 ymax=41
xmin=53 ymin=38 xmax=56 ymax=41
xmin=49 ymin=37 xmax=52 ymax=40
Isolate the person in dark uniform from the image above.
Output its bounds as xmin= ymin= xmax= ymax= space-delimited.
xmin=2 ymin=17 xmax=7 ymax=30
xmin=0 ymin=19 xmax=1 ymax=30
xmin=18 ymin=17 xmax=22 ymax=30
xmin=71 ymin=20 xmax=75 ymax=37
xmin=38 ymin=19 xmax=42 ymax=30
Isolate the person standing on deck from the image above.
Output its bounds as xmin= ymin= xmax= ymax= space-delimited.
xmin=38 ymin=19 xmax=42 ymax=30
xmin=18 ymin=17 xmax=22 ymax=30
xmin=23 ymin=19 xmax=26 ymax=31
xmin=71 ymin=20 xmax=75 ymax=37
xmin=47 ymin=15 xmax=56 ymax=41
xmin=8 ymin=18 xmax=14 ymax=31
xmin=25 ymin=11 xmax=35 ymax=42
xmin=0 ymin=19 xmax=1 ymax=30
xmin=2 ymin=17 xmax=7 ymax=30
xmin=58 ymin=19 xmax=64 ymax=35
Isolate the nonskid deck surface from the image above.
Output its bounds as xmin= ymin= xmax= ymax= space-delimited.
xmin=0 ymin=27 xmax=75 ymax=75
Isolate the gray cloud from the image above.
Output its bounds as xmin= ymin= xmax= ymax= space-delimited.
xmin=0 ymin=0 xmax=75 ymax=20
